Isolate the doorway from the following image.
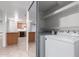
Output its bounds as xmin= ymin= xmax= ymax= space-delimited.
xmin=0 ymin=1 xmax=30 ymax=57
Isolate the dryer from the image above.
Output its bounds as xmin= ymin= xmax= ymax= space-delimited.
xmin=45 ymin=35 xmax=79 ymax=57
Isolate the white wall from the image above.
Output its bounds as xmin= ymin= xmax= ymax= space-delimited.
xmin=0 ymin=16 xmax=7 ymax=48
xmin=0 ymin=23 xmax=4 ymax=32
xmin=29 ymin=2 xmax=36 ymax=32
xmin=45 ymin=4 xmax=79 ymax=30
xmin=8 ymin=19 xmax=17 ymax=32
xmin=3 ymin=17 xmax=7 ymax=48
xmin=0 ymin=23 xmax=5 ymax=48
xmin=60 ymin=13 xmax=79 ymax=27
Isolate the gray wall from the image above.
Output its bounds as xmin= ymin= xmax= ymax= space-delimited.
xmin=45 ymin=4 xmax=79 ymax=30
xmin=39 ymin=11 xmax=46 ymax=32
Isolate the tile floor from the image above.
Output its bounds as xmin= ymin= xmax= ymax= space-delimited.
xmin=0 ymin=37 xmax=28 ymax=57
xmin=28 ymin=42 xmax=36 ymax=57
xmin=0 ymin=37 xmax=36 ymax=57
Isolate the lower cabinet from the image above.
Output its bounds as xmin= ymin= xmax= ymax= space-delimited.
xmin=28 ymin=32 xmax=35 ymax=42
xmin=7 ymin=32 xmax=19 ymax=45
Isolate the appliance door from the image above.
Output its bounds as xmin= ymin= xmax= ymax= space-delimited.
xmin=45 ymin=38 xmax=74 ymax=57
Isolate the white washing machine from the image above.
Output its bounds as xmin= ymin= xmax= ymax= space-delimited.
xmin=44 ymin=35 xmax=79 ymax=57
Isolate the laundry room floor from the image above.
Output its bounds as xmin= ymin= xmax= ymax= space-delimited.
xmin=0 ymin=37 xmax=28 ymax=57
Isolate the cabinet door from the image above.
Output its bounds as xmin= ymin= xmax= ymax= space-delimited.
xmin=45 ymin=38 xmax=74 ymax=57
xmin=7 ymin=32 xmax=18 ymax=45
xmin=28 ymin=32 xmax=35 ymax=42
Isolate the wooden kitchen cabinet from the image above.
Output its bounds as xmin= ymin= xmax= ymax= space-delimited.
xmin=7 ymin=32 xmax=19 ymax=45
xmin=28 ymin=32 xmax=35 ymax=42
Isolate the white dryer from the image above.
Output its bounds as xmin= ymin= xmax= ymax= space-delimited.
xmin=45 ymin=35 xmax=79 ymax=57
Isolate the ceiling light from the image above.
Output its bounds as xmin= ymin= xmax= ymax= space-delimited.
xmin=14 ymin=11 xmax=19 ymax=21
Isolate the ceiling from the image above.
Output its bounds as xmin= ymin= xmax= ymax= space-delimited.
xmin=39 ymin=1 xmax=57 ymax=12
xmin=39 ymin=1 xmax=73 ymax=12
xmin=0 ymin=1 xmax=74 ymax=20
xmin=0 ymin=1 xmax=32 ymax=20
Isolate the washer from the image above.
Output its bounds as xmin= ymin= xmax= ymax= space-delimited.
xmin=44 ymin=35 xmax=79 ymax=57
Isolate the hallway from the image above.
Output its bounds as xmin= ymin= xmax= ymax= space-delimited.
xmin=0 ymin=37 xmax=28 ymax=57
xmin=28 ymin=42 xmax=36 ymax=57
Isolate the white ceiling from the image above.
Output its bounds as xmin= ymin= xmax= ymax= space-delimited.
xmin=0 ymin=1 xmax=32 ymax=19
xmin=0 ymin=1 xmax=73 ymax=20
